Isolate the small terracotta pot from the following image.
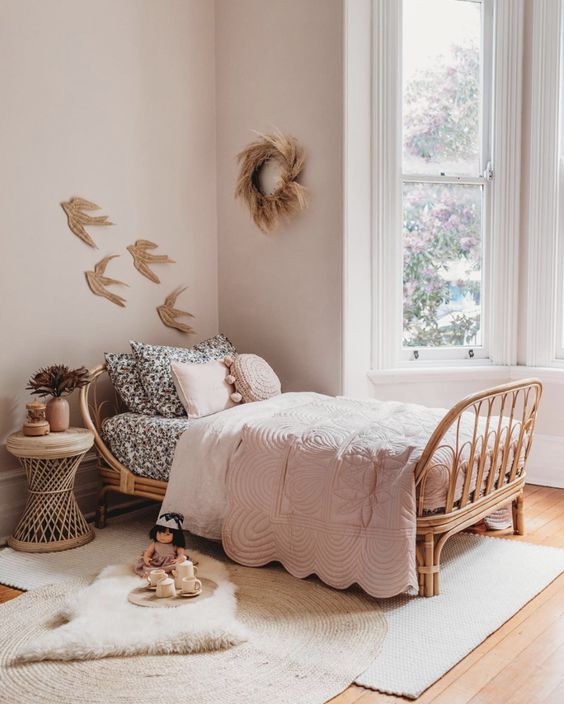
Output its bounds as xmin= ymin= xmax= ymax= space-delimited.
xmin=46 ymin=397 xmax=70 ymax=432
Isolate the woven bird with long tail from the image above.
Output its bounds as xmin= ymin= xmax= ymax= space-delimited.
xmin=61 ymin=197 xmax=113 ymax=248
xmin=157 ymin=287 xmax=195 ymax=333
xmin=127 ymin=239 xmax=175 ymax=284
xmin=85 ymin=255 xmax=128 ymax=307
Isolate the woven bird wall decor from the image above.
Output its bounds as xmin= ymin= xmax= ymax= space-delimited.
xmin=235 ymin=130 xmax=308 ymax=234
xmin=157 ymin=286 xmax=195 ymax=333
xmin=62 ymin=194 xmax=195 ymax=332
xmin=127 ymin=239 xmax=175 ymax=284
xmin=60 ymin=197 xmax=113 ymax=248
xmin=85 ymin=255 xmax=128 ymax=308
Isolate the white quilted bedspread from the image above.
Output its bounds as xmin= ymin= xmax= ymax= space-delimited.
xmin=161 ymin=392 xmax=447 ymax=597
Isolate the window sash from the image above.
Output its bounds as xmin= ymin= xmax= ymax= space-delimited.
xmin=399 ymin=176 xmax=489 ymax=361
xmin=398 ymin=0 xmax=492 ymax=362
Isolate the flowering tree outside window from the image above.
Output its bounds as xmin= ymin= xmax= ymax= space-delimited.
xmin=402 ymin=9 xmax=483 ymax=349
xmin=403 ymin=182 xmax=481 ymax=347
xmin=403 ymin=45 xmax=480 ymax=171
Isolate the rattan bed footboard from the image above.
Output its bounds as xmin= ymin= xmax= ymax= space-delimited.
xmin=80 ymin=367 xmax=542 ymax=596
xmin=414 ymin=378 xmax=542 ymax=595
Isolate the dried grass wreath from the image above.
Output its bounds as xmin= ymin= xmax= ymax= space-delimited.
xmin=235 ymin=131 xmax=307 ymax=234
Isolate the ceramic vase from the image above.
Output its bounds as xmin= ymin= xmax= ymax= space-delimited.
xmin=46 ymin=397 xmax=70 ymax=432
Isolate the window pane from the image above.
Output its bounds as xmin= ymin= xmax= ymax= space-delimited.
xmin=403 ymin=182 xmax=482 ymax=348
xmin=403 ymin=0 xmax=482 ymax=176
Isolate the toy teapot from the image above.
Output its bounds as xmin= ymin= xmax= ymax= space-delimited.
xmin=172 ymin=559 xmax=198 ymax=590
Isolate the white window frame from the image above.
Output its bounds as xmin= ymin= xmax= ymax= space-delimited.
xmin=370 ymin=0 xmax=524 ymax=370
xmin=524 ymin=0 xmax=562 ymax=367
xmin=556 ymin=153 xmax=564 ymax=360
xmin=399 ymin=0 xmax=492 ymax=363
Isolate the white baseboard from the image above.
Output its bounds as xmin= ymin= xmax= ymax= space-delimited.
xmin=525 ymin=433 xmax=564 ymax=489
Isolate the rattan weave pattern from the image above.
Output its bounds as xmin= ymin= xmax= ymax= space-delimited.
xmin=7 ymin=428 xmax=95 ymax=552
xmin=6 ymin=428 xmax=93 ymax=459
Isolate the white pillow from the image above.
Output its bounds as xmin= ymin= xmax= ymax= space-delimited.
xmin=171 ymin=360 xmax=236 ymax=419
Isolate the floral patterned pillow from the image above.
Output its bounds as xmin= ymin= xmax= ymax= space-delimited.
xmin=104 ymin=353 xmax=156 ymax=415
xmin=130 ymin=334 xmax=237 ymax=417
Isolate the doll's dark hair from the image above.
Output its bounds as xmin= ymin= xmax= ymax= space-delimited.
xmin=149 ymin=524 xmax=186 ymax=548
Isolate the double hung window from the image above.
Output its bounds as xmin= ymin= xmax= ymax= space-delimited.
xmin=400 ymin=0 xmax=492 ymax=362
xmin=344 ymin=0 xmax=522 ymax=383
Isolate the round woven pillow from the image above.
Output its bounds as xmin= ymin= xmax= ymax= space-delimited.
xmin=226 ymin=354 xmax=281 ymax=403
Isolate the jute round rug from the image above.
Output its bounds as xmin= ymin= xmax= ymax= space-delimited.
xmin=0 ymin=561 xmax=387 ymax=704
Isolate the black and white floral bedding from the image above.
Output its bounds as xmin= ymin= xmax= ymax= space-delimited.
xmin=101 ymin=413 xmax=191 ymax=480
xmin=104 ymin=352 xmax=156 ymax=415
xmin=130 ymin=334 xmax=237 ymax=417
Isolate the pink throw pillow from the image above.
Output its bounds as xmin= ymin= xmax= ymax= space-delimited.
xmin=171 ymin=360 xmax=236 ymax=419
xmin=223 ymin=354 xmax=281 ymax=403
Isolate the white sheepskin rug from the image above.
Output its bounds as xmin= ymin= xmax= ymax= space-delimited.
xmin=15 ymin=550 xmax=248 ymax=662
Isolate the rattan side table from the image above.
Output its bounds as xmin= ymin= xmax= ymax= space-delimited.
xmin=6 ymin=428 xmax=95 ymax=552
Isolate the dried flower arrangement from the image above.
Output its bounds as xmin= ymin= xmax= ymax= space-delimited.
xmin=235 ymin=130 xmax=307 ymax=234
xmin=26 ymin=365 xmax=90 ymax=398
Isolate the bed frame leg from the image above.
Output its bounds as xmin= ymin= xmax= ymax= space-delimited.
xmin=512 ymin=492 xmax=525 ymax=535
xmin=418 ymin=533 xmax=438 ymax=597
xmin=95 ymin=488 xmax=109 ymax=529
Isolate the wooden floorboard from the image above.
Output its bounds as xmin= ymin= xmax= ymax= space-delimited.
xmin=0 ymin=583 xmax=23 ymax=603
xmin=539 ymin=674 xmax=564 ymax=703
xmin=1 ymin=485 xmax=563 ymax=704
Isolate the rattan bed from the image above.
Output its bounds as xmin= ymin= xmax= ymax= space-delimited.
xmin=80 ymin=366 xmax=542 ymax=596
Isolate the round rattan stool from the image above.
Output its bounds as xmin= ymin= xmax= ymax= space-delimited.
xmin=6 ymin=428 xmax=95 ymax=552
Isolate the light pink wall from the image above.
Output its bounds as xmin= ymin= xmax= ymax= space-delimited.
xmin=0 ymin=0 xmax=218 ymax=455
xmin=215 ymin=0 xmax=344 ymax=395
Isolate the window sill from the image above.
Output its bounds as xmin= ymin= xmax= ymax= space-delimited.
xmin=368 ymin=365 xmax=509 ymax=385
xmin=368 ymin=364 xmax=564 ymax=386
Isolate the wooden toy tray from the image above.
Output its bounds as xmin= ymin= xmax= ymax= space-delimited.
xmin=128 ymin=577 xmax=217 ymax=608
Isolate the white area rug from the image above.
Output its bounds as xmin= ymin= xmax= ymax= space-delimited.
xmin=1 ymin=511 xmax=563 ymax=700
xmin=0 ymin=555 xmax=387 ymax=704
xmin=15 ymin=554 xmax=246 ymax=662
xmin=0 ymin=510 xmax=154 ymax=589
xmin=355 ymin=533 xmax=564 ymax=698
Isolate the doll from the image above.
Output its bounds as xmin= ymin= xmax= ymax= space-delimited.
xmin=134 ymin=511 xmax=188 ymax=577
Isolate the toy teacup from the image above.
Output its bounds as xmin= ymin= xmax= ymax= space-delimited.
xmin=147 ymin=569 xmax=166 ymax=587
xmin=181 ymin=576 xmax=202 ymax=595
xmin=156 ymin=577 xmax=175 ymax=598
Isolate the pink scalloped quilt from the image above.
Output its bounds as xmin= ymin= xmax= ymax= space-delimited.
xmin=221 ymin=395 xmax=451 ymax=597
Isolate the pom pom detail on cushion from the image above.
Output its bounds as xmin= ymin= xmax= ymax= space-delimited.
xmin=231 ymin=392 xmax=243 ymax=403
xmin=226 ymin=374 xmax=236 ymax=384
xmin=225 ymin=354 xmax=281 ymax=403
